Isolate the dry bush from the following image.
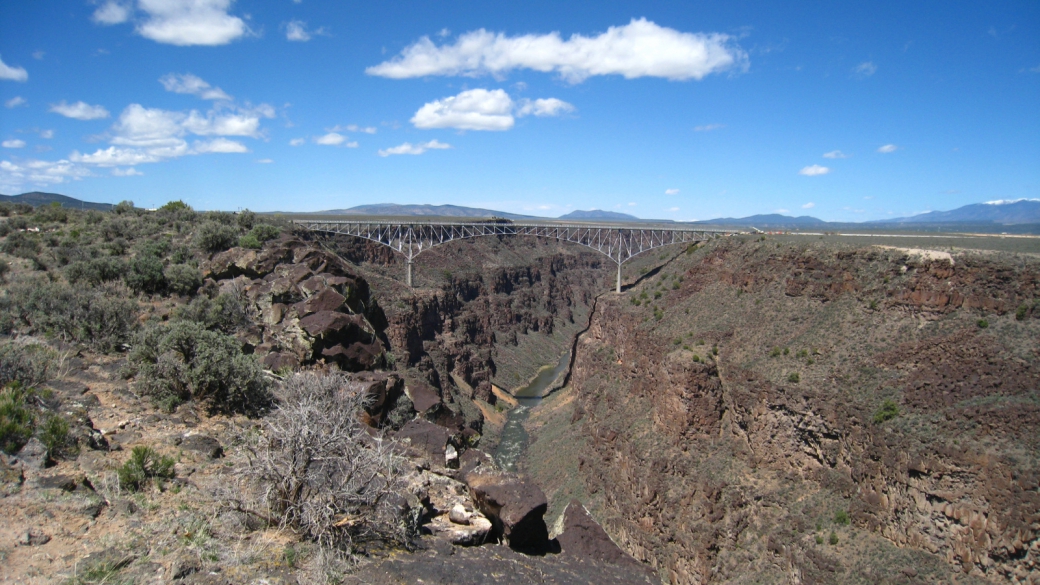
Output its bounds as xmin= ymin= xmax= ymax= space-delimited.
xmin=236 ymin=372 xmax=417 ymax=562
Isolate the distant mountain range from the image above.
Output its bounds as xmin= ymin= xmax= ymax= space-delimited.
xmin=557 ymin=210 xmax=640 ymax=221
xmin=0 ymin=191 xmax=114 ymax=211
xmin=4 ymin=193 xmax=1038 ymax=233
xmin=316 ymin=203 xmax=538 ymax=220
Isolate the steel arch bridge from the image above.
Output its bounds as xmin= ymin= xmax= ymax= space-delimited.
xmin=294 ymin=219 xmax=737 ymax=292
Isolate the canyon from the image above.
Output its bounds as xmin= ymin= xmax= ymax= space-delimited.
xmin=2 ymin=215 xmax=1038 ymax=584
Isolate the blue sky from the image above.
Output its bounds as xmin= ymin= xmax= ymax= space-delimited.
xmin=0 ymin=1 xmax=1037 ymax=221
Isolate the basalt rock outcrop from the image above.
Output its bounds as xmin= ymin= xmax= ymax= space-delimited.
xmin=549 ymin=239 xmax=1040 ymax=584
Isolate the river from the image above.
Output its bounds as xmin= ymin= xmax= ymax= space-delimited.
xmin=493 ymin=350 xmax=571 ymax=472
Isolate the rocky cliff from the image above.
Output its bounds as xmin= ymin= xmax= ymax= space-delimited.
xmin=539 ymin=238 xmax=1039 ymax=584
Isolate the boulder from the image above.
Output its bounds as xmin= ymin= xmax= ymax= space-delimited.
xmin=556 ymin=499 xmax=647 ymax=571
xmin=299 ymin=311 xmax=363 ymax=337
xmin=465 ymin=472 xmax=549 ymax=551
xmin=395 ymin=419 xmax=451 ymax=461
xmin=406 ymin=381 xmax=441 ymax=413
xmin=262 ymin=351 xmax=300 ymax=372
xmin=321 ymin=341 xmax=383 ymax=371
xmin=17 ymin=529 xmax=51 ymax=547
xmin=15 ymin=437 xmax=50 ymax=470
xmin=177 ymin=434 xmax=223 ymax=459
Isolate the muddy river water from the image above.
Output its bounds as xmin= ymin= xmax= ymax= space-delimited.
xmin=493 ymin=351 xmax=571 ymax=472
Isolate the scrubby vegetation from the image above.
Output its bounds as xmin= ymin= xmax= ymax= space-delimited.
xmin=117 ymin=445 xmax=175 ymax=492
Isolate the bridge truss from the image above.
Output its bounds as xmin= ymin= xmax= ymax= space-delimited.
xmin=294 ymin=220 xmax=736 ymax=292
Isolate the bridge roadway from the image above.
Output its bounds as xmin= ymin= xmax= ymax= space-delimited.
xmin=293 ymin=216 xmax=738 ymax=292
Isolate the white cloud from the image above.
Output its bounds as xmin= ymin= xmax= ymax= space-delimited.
xmin=71 ymin=146 xmax=163 ymax=166
xmin=516 ymin=98 xmax=574 ymax=117
xmin=2 ymin=139 xmax=26 ymax=149
xmin=668 ymin=206 xmax=680 ymax=212
xmin=39 ymin=130 xmax=54 ymax=139
xmin=32 ymin=51 xmax=45 ymax=60
xmin=111 ymin=167 xmax=143 ymax=176
xmin=411 ymin=89 xmax=572 ymax=131
xmin=289 ymin=138 xmax=305 ymax=146
xmin=160 ymin=73 xmax=232 ymax=100
xmin=665 ymin=188 xmax=679 ymax=195
xmin=853 ymin=61 xmax=877 ymax=77
xmin=136 ymin=0 xmax=248 ymax=46
xmin=286 ymin=20 xmax=325 ymax=41
xmin=0 ymin=158 xmax=92 ymax=188
xmin=0 ymin=55 xmax=28 ymax=82
xmin=822 ymin=150 xmax=848 ymax=159
xmin=877 ymin=144 xmax=898 ymax=153
xmin=367 ymin=18 xmax=747 ymax=83
xmin=378 ymin=139 xmax=451 ymax=157
xmin=799 ymin=164 xmax=830 ymax=176
xmin=5 ymin=96 xmax=26 ymax=108
xmin=255 ymin=158 xmax=273 ymax=164
xmin=412 ymin=89 xmax=515 ymax=131
xmin=693 ymin=123 xmax=724 ymax=132
xmin=438 ymin=28 xmax=450 ymax=38
xmin=774 ymin=208 xmax=789 ymax=214
xmin=193 ymin=138 xmax=248 ymax=153
xmin=92 ymin=0 xmax=131 ymax=24
xmin=801 ymin=202 xmax=815 ymax=209
xmin=328 ymin=124 xmax=377 ymax=134
xmin=628 ymin=202 xmax=637 ymax=206
xmin=314 ymin=132 xmax=357 ymax=147
xmin=50 ymin=101 xmax=111 ymax=120
xmin=183 ymin=110 xmax=264 ymax=136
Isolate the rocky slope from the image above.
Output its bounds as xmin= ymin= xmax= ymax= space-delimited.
xmin=527 ymin=237 xmax=1040 ymax=584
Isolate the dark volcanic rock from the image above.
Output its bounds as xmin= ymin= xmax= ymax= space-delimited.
xmin=465 ymin=472 xmax=549 ymax=551
xmin=15 ymin=437 xmax=50 ymax=470
xmin=405 ymin=380 xmax=441 ymax=413
xmin=177 ymin=434 xmax=223 ymax=459
xmin=299 ymin=311 xmax=362 ymax=337
xmin=395 ymin=419 xmax=451 ymax=460
xmin=557 ymin=499 xmax=649 ymax=575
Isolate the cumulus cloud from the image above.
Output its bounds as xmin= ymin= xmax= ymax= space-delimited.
xmin=92 ymin=0 xmax=131 ymax=24
xmin=136 ymin=0 xmax=248 ymax=46
xmin=516 ymin=98 xmax=574 ymax=117
xmin=367 ymin=18 xmax=747 ymax=83
xmin=877 ymin=144 xmax=898 ymax=153
xmin=50 ymin=101 xmax=111 ymax=120
xmin=2 ymin=139 xmax=26 ymax=149
xmin=693 ymin=123 xmax=724 ymax=132
xmin=799 ymin=164 xmax=830 ymax=176
xmin=0 ymin=158 xmax=92 ymax=188
xmin=160 ymin=73 xmax=232 ymax=100
xmin=111 ymin=167 xmax=143 ymax=176
xmin=377 ymin=139 xmax=451 ymax=156
xmin=5 ymin=96 xmax=26 ymax=108
xmin=314 ymin=132 xmax=358 ymax=147
xmin=289 ymin=138 xmax=305 ymax=146
xmin=71 ymin=146 xmax=164 ymax=166
xmin=822 ymin=150 xmax=848 ymax=159
xmin=412 ymin=89 xmax=515 ymax=131
xmin=853 ymin=61 xmax=877 ymax=77
xmin=0 ymin=55 xmax=28 ymax=82
xmin=802 ymin=202 xmax=815 ymax=209
xmin=665 ymin=188 xmax=679 ymax=195
xmin=411 ymin=89 xmax=572 ymax=131
xmin=193 ymin=137 xmax=249 ymax=153
xmin=286 ymin=20 xmax=326 ymax=41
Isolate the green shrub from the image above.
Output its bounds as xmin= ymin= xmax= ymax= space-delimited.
xmin=0 ymin=258 xmax=8 ymax=281
xmin=159 ymin=200 xmax=192 ymax=212
xmin=236 ymin=210 xmax=257 ymax=229
xmin=173 ymin=292 xmax=247 ymax=333
xmin=873 ymin=399 xmax=900 ymax=424
xmin=125 ymin=254 xmax=166 ymax=294
xmin=238 ymin=234 xmax=262 ymax=249
xmin=113 ymin=200 xmax=136 ymax=215
xmin=770 ymin=347 xmax=782 ymax=358
xmin=130 ymin=321 xmax=270 ymax=415
xmin=248 ymin=223 xmax=280 ymax=242
xmin=32 ymin=202 xmax=68 ymax=224
xmin=796 ymin=349 xmax=808 ymax=358
xmin=0 ymin=278 xmax=138 ymax=352
xmin=834 ymin=510 xmax=850 ymax=525
xmin=193 ymin=221 xmax=239 ymax=253
xmin=165 ymin=263 xmax=202 ymax=296
xmin=0 ymin=386 xmax=35 ymax=454
xmin=815 ymin=535 xmax=824 ymax=545
xmin=711 ymin=345 xmax=718 ymax=356
xmin=828 ymin=531 xmax=838 ymax=545
xmin=692 ymin=354 xmax=701 ymax=363
xmin=65 ymin=256 xmax=128 ymax=286
xmin=977 ymin=319 xmax=988 ymax=329
xmin=0 ymin=343 xmax=54 ymax=389
xmin=787 ymin=372 xmax=800 ymax=383
xmin=118 ymin=445 xmax=175 ymax=491
xmin=39 ymin=414 xmax=78 ymax=459
xmin=1017 ymin=305 xmax=1029 ymax=321
xmin=2 ymin=230 xmax=42 ymax=259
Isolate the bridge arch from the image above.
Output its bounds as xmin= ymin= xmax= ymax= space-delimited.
xmin=294 ymin=220 xmax=734 ymax=292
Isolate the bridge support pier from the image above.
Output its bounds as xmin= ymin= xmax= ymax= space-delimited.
xmin=406 ymin=258 xmax=413 ymax=288
xmin=616 ymin=262 xmax=622 ymax=294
